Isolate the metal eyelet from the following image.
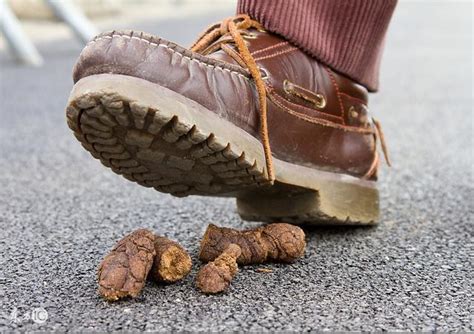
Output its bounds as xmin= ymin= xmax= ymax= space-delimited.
xmin=283 ymin=79 xmax=291 ymax=94
xmin=283 ymin=79 xmax=326 ymax=109
xmin=349 ymin=106 xmax=359 ymax=118
xmin=314 ymin=94 xmax=327 ymax=109
xmin=259 ymin=67 xmax=269 ymax=80
xmin=242 ymin=32 xmax=258 ymax=40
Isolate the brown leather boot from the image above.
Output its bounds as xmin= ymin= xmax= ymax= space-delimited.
xmin=66 ymin=15 xmax=389 ymax=225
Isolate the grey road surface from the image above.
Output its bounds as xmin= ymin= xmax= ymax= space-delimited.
xmin=0 ymin=2 xmax=472 ymax=331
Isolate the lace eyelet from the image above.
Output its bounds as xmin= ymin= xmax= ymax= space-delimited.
xmin=349 ymin=106 xmax=359 ymax=118
xmin=283 ymin=79 xmax=291 ymax=94
xmin=259 ymin=67 xmax=269 ymax=80
xmin=314 ymin=94 xmax=326 ymax=109
xmin=242 ymin=32 xmax=258 ymax=40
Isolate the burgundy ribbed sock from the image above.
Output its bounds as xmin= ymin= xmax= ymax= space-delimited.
xmin=237 ymin=0 xmax=397 ymax=91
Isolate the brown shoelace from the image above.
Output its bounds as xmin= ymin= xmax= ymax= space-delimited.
xmin=191 ymin=14 xmax=275 ymax=183
xmin=373 ymin=118 xmax=391 ymax=167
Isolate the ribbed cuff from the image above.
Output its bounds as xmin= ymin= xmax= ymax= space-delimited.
xmin=237 ymin=0 xmax=397 ymax=91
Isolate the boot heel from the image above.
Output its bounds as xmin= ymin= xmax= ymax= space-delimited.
xmin=236 ymin=161 xmax=379 ymax=225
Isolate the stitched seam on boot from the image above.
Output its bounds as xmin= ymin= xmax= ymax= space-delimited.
xmin=323 ymin=66 xmax=346 ymax=122
xmin=338 ymin=92 xmax=368 ymax=106
xmin=251 ymin=41 xmax=289 ymax=56
xmin=87 ymin=34 xmax=252 ymax=81
xmin=253 ymin=47 xmax=298 ymax=62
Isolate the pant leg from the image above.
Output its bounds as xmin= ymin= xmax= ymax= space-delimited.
xmin=237 ymin=0 xmax=397 ymax=92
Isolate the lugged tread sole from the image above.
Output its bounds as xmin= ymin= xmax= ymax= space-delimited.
xmin=66 ymin=74 xmax=379 ymax=225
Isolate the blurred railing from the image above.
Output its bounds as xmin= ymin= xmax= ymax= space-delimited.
xmin=1 ymin=0 xmax=99 ymax=65
xmin=1 ymin=0 xmax=234 ymax=66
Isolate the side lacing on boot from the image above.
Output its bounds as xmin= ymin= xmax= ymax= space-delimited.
xmin=191 ymin=14 xmax=275 ymax=183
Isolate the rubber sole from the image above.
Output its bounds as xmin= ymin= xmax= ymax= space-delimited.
xmin=66 ymin=74 xmax=379 ymax=225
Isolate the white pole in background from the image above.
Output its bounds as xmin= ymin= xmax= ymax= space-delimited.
xmin=0 ymin=0 xmax=43 ymax=66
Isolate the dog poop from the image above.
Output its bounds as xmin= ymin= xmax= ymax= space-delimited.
xmin=196 ymin=243 xmax=241 ymax=294
xmin=198 ymin=223 xmax=306 ymax=265
xmin=97 ymin=230 xmax=192 ymax=301
xmin=97 ymin=229 xmax=156 ymax=301
xmin=150 ymin=236 xmax=192 ymax=283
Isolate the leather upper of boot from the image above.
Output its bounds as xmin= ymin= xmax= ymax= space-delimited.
xmin=73 ymin=16 xmax=387 ymax=180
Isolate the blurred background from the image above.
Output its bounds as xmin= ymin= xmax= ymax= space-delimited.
xmin=0 ymin=0 xmax=235 ymax=64
xmin=0 ymin=0 xmax=472 ymax=332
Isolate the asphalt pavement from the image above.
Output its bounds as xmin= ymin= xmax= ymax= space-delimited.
xmin=0 ymin=2 xmax=472 ymax=331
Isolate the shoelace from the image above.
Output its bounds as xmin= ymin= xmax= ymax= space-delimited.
xmin=191 ymin=15 xmax=391 ymax=182
xmin=373 ymin=118 xmax=392 ymax=167
xmin=191 ymin=14 xmax=275 ymax=183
